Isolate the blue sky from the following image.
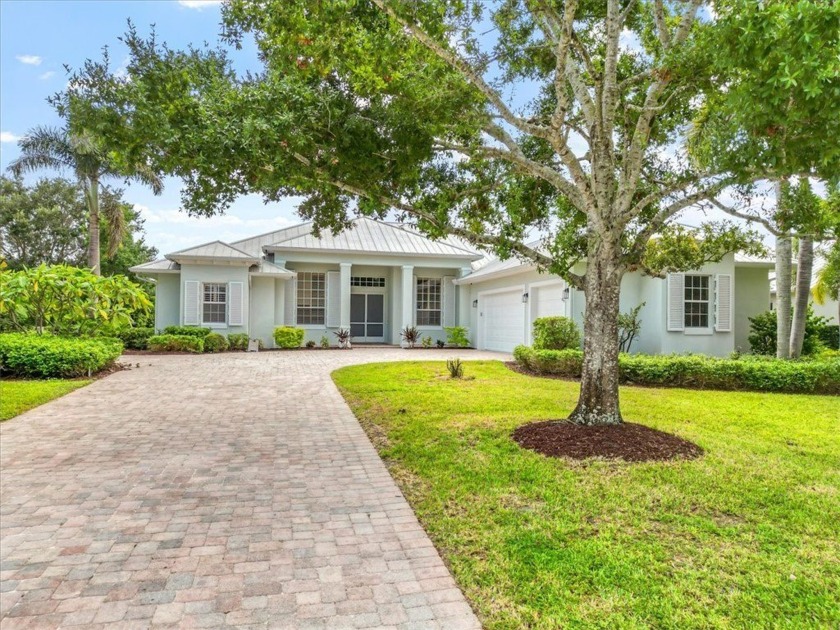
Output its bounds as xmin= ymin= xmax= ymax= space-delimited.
xmin=0 ymin=0 xmax=302 ymax=254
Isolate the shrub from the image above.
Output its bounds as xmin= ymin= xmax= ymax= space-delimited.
xmin=444 ymin=326 xmax=471 ymax=348
xmin=147 ymin=334 xmax=204 ymax=353
xmin=227 ymin=333 xmax=249 ymax=351
xmin=204 ymin=333 xmax=229 ymax=353
xmin=117 ymin=327 xmax=154 ymax=350
xmin=0 ymin=333 xmax=123 ymax=378
xmin=306 ymin=340 xmax=316 ymax=348
xmin=532 ymin=316 xmax=581 ymax=350
xmin=334 ymin=328 xmax=352 ymax=348
xmin=436 ymin=339 xmax=445 ymax=349
xmin=748 ymin=308 xmax=827 ymax=356
xmin=512 ymin=345 xmax=840 ymax=395
xmin=618 ymin=303 xmax=645 ymax=352
xmin=818 ymin=324 xmax=839 ymax=350
xmin=162 ymin=326 xmax=212 ymax=338
xmin=446 ymin=357 xmax=465 ymax=378
xmin=401 ymin=326 xmax=421 ymax=348
xmin=422 ymin=336 xmax=433 ymax=349
xmin=320 ymin=335 xmax=330 ymax=349
xmin=274 ymin=326 xmax=305 ymax=349
xmin=0 ymin=264 xmax=151 ymax=337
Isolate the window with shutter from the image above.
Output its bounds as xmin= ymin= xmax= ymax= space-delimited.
xmin=202 ymin=283 xmax=227 ymax=324
xmin=683 ymin=275 xmax=710 ymax=329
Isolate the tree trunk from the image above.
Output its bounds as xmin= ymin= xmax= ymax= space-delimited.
xmin=569 ymin=240 xmax=623 ymax=426
xmin=775 ymin=233 xmax=792 ymax=359
xmin=86 ymin=177 xmax=101 ymax=275
xmin=789 ymin=236 xmax=814 ymax=358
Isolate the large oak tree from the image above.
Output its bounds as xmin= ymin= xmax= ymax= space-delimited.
xmin=66 ymin=0 xmax=837 ymax=424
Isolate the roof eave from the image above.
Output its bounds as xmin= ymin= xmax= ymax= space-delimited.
xmin=454 ymin=263 xmax=533 ymax=285
xmin=266 ymin=245 xmax=482 ymax=261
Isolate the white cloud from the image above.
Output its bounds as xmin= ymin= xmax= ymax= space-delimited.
xmin=1 ymin=131 xmax=21 ymax=143
xmin=16 ymin=54 xmax=42 ymax=66
xmin=39 ymin=71 xmax=55 ymax=80
xmin=177 ymin=0 xmax=223 ymax=9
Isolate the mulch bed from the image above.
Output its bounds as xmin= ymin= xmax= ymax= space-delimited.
xmin=512 ymin=420 xmax=704 ymax=462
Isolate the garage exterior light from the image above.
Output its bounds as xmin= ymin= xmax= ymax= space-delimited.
xmin=472 ymin=299 xmax=478 ymax=308
xmin=521 ymin=292 xmax=529 ymax=304
xmin=562 ymin=287 xmax=570 ymax=301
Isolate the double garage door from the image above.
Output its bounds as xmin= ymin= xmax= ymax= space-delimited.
xmin=479 ymin=283 xmax=567 ymax=353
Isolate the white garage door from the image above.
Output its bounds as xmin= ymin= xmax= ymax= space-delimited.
xmin=533 ymin=282 xmax=567 ymax=319
xmin=481 ymin=289 xmax=526 ymax=352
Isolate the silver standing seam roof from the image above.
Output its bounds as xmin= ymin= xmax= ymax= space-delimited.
xmin=266 ymin=217 xmax=482 ymax=260
xmin=165 ymin=240 xmax=260 ymax=262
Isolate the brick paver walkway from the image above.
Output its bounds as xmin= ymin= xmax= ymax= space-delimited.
xmin=1 ymin=348 xmax=506 ymax=629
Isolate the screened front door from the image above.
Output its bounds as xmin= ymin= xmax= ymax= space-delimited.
xmin=350 ymin=294 xmax=385 ymax=342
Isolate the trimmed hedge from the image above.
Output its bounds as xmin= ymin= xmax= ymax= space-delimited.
xmin=274 ymin=326 xmax=305 ymax=349
xmin=0 ymin=333 xmax=123 ymax=378
xmin=204 ymin=332 xmax=229 ymax=353
xmin=162 ymin=326 xmax=212 ymax=338
xmin=148 ymin=334 xmax=204 ymax=353
xmin=227 ymin=333 xmax=249 ymax=351
xmin=117 ymin=327 xmax=155 ymax=350
xmin=532 ymin=316 xmax=581 ymax=350
xmin=513 ymin=345 xmax=840 ymax=395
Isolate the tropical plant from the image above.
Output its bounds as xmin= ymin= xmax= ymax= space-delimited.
xmin=204 ymin=332 xmax=230 ymax=353
xmin=446 ymin=358 xmax=464 ymax=379
xmin=0 ymin=264 xmax=151 ymax=336
xmin=618 ymin=303 xmax=645 ymax=353
xmin=400 ymin=326 xmax=420 ymax=349
xmin=333 ymin=328 xmax=352 ymax=349
xmin=444 ymin=326 xmax=470 ymax=348
xmin=320 ymin=335 xmax=330 ymax=349
xmin=306 ymin=339 xmax=316 ymax=348
xmin=7 ymin=126 xmax=162 ymax=275
xmin=748 ymin=308 xmax=828 ymax=357
xmin=422 ymin=336 xmax=433 ymax=349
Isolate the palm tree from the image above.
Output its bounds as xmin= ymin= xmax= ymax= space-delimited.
xmin=8 ymin=126 xmax=162 ymax=275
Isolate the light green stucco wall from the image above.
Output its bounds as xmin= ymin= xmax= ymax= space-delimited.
xmin=734 ymin=266 xmax=771 ymax=352
xmin=154 ymin=274 xmax=180 ymax=332
xmin=179 ymin=263 xmax=250 ymax=336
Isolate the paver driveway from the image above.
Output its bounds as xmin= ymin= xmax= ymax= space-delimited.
xmin=1 ymin=348 xmax=506 ymax=629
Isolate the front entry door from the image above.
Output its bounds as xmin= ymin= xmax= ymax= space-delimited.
xmin=350 ymin=294 xmax=385 ymax=342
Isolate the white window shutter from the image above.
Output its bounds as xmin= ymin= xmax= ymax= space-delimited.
xmin=184 ymin=280 xmax=200 ymax=325
xmin=442 ymin=276 xmax=456 ymax=327
xmin=715 ymin=274 xmax=732 ymax=332
xmin=666 ymin=273 xmax=685 ymax=332
xmin=284 ymin=278 xmax=297 ymax=326
xmin=326 ymin=271 xmax=341 ymax=328
xmin=228 ymin=281 xmax=244 ymax=326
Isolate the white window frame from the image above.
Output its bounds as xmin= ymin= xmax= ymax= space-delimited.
xmin=416 ymin=277 xmax=442 ymax=327
xmin=683 ymin=274 xmax=712 ymax=334
xmin=202 ymin=282 xmax=227 ymax=327
xmin=297 ymin=271 xmax=326 ymax=326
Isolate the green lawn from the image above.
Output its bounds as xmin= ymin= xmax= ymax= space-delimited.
xmin=0 ymin=379 xmax=91 ymax=421
xmin=333 ymin=361 xmax=840 ymax=630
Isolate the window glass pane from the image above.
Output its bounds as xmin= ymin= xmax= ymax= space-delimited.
xmin=416 ymin=278 xmax=442 ymax=326
xmin=202 ymin=283 xmax=226 ymax=324
xmin=683 ymin=275 xmax=709 ymax=328
xmin=297 ymin=272 xmax=325 ymax=325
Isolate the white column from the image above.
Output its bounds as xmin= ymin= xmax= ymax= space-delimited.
xmin=457 ymin=267 xmax=472 ymax=329
xmin=340 ymin=263 xmax=352 ymax=329
xmin=401 ymin=265 xmax=414 ymax=345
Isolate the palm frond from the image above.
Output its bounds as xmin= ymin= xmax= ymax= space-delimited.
xmin=126 ymin=162 xmax=164 ymax=195
xmin=7 ymin=126 xmax=75 ymax=176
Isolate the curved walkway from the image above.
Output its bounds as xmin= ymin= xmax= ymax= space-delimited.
xmin=1 ymin=348 xmax=505 ymax=629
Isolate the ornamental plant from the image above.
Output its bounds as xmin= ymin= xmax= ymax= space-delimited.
xmin=274 ymin=326 xmax=305 ymax=348
xmin=0 ymin=264 xmax=151 ymax=336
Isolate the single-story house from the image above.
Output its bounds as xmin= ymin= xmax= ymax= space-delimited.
xmin=132 ymin=218 xmax=774 ymax=355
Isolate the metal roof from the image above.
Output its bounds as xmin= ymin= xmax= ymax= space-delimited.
xmin=129 ymin=259 xmax=181 ymax=274
xmin=231 ymin=223 xmax=315 ymax=257
xmin=734 ymin=253 xmax=776 ymax=267
xmin=267 ymin=218 xmax=482 ymax=260
xmin=249 ymin=260 xmax=296 ymax=278
xmin=166 ymin=240 xmax=259 ymax=263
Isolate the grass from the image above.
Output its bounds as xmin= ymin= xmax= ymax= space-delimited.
xmin=333 ymin=361 xmax=840 ymax=630
xmin=0 ymin=379 xmax=91 ymax=421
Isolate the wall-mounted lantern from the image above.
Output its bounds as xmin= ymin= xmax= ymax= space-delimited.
xmin=521 ymin=292 xmax=529 ymax=304
xmin=472 ymin=299 xmax=478 ymax=308
xmin=562 ymin=287 xmax=570 ymax=301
